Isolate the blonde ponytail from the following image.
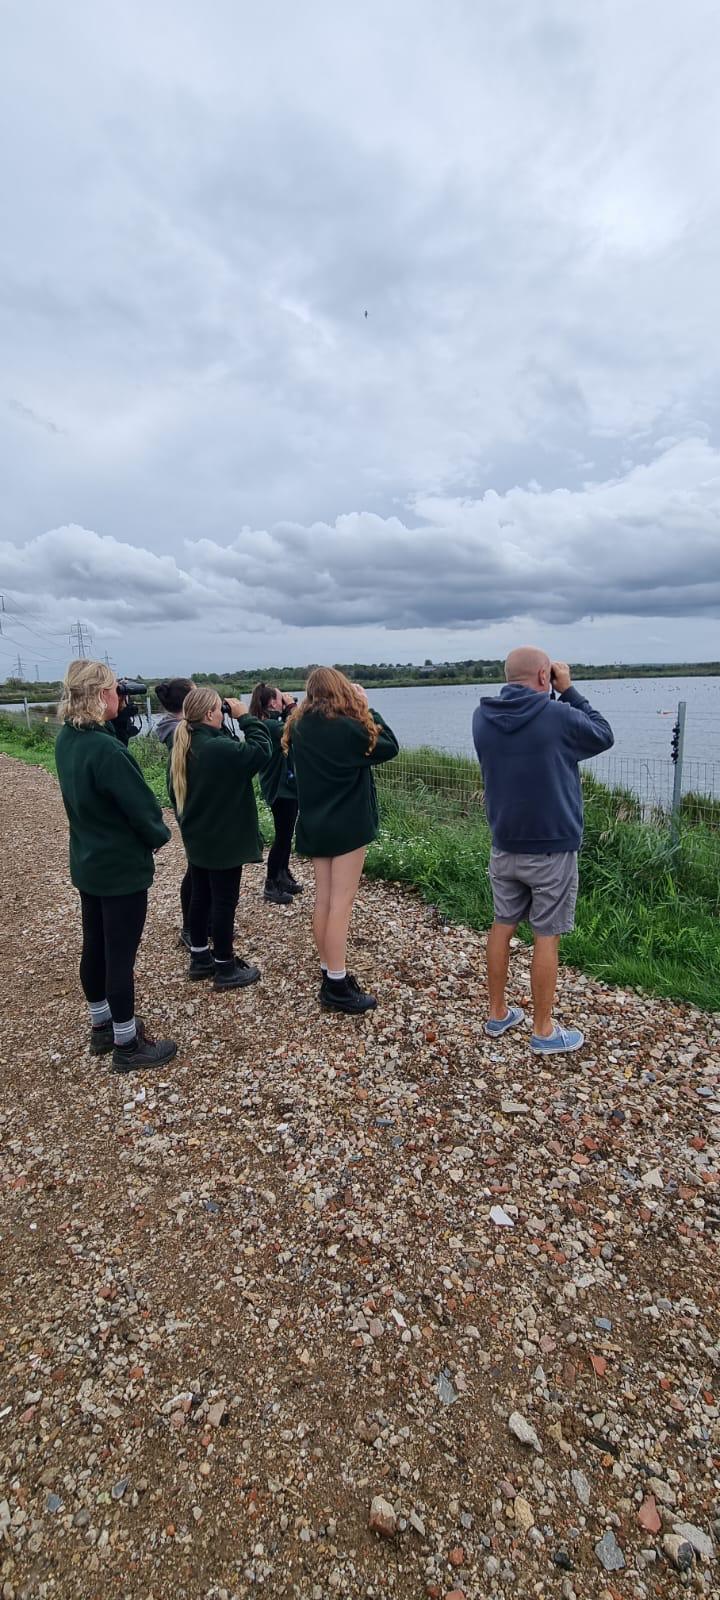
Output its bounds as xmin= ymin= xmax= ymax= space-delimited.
xmin=170 ymin=686 xmax=220 ymax=816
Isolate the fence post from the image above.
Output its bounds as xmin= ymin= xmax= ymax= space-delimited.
xmin=670 ymin=700 xmax=687 ymax=846
xmin=145 ymin=692 xmax=153 ymax=734
xmin=23 ymin=696 xmax=31 ymax=730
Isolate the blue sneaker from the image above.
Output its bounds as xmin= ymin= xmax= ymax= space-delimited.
xmin=485 ymin=1006 xmax=525 ymax=1038
xmin=530 ymin=1025 xmax=584 ymax=1055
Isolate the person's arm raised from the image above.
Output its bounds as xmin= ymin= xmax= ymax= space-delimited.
xmin=551 ymin=665 xmax=614 ymax=757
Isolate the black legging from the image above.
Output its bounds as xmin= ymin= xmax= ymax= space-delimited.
xmin=267 ymin=797 xmax=298 ymax=879
xmin=180 ymin=863 xmax=192 ymax=926
xmin=190 ymin=865 xmax=242 ymax=961
xmin=79 ymin=890 xmax=148 ymax=1021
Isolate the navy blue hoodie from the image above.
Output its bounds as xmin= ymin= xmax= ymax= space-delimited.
xmin=472 ymin=685 xmax=614 ymax=853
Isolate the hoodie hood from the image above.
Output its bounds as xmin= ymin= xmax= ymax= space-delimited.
xmin=478 ymin=682 xmax=550 ymax=734
xmin=156 ymin=712 xmax=182 ymax=746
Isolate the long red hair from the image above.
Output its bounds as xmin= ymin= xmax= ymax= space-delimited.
xmin=282 ymin=667 xmax=378 ymax=755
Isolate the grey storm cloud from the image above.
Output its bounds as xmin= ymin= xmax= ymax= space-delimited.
xmin=1 ymin=0 xmax=719 ymax=670
xmin=3 ymin=441 xmax=719 ymax=646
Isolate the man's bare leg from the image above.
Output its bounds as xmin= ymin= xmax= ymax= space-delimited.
xmin=486 ymin=921 xmax=517 ymax=1020
xmin=530 ymin=934 xmax=560 ymax=1037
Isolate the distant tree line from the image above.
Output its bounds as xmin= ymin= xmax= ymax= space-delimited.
xmin=3 ymin=658 xmax=720 ymax=703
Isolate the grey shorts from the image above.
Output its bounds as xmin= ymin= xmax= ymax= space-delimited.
xmin=489 ymin=848 xmax=579 ymax=936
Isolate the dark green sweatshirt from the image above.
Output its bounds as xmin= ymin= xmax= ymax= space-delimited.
xmin=289 ymin=709 xmax=399 ymax=857
xmin=259 ymin=716 xmax=297 ymax=807
xmin=172 ymin=717 xmax=273 ymax=869
xmin=55 ymin=721 xmax=171 ymax=896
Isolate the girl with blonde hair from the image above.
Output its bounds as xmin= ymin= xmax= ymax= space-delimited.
xmin=170 ymin=688 xmax=272 ymax=989
xmin=283 ymin=668 xmax=399 ymax=1013
xmin=55 ymin=659 xmax=177 ymax=1073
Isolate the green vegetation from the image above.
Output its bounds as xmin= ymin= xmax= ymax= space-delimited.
xmin=3 ymin=656 xmax=720 ymax=704
xmin=367 ymin=758 xmax=720 ymax=1011
xmin=2 ymin=715 xmax=718 ymax=1010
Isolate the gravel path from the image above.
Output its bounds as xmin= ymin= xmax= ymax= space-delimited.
xmin=1 ymin=754 xmax=719 ymax=1600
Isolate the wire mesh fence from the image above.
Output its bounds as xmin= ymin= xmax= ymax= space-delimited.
xmin=374 ymin=744 xmax=720 ymax=838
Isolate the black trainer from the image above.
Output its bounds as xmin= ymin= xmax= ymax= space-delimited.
xmin=278 ymin=868 xmax=303 ymax=895
xmin=263 ymin=878 xmax=293 ymax=906
xmin=188 ymin=950 xmax=214 ymax=981
xmin=90 ymin=1016 xmax=145 ymax=1056
xmin=213 ymin=957 xmax=261 ymax=991
xmin=178 ymin=927 xmax=192 ymax=951
xmin=111 ymin=1029 xmax=177 ymax=1074
xmin=320 ymin=975 xmax=377 ymax=1015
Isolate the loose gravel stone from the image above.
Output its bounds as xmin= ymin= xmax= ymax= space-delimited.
xmin=1 ymin=754 xmax=719 ymax=1600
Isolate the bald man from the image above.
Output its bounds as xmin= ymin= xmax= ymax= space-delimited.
xmin=472 ymin=649 xmax=614 ymax=1054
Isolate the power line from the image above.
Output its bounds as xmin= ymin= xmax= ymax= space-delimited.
xmin=69 ymin=620 xmax=93 ymax=659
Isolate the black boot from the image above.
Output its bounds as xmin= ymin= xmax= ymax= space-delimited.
xmin=111 ymin=1028 xmax=177 ymax=1074
xmin=178 ymin=927 xmax=192 ymax=950
xmin=263 ymin=878 xmax=293 ymax=906
xmin=214 ymin=957 xmax=261 ymax=991
xmin=90 ymin=1015 xmax=145 ymax=1056
xmin=188 ymin=950 xmax=214 ymax=981
xmin=278 ymin=867 xmax=303 ymax=895
xmin=320 ymin=974 xmax=377 ymax=1015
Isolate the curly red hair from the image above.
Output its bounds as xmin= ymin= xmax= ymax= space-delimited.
xmin=282 ymin=667 xmax=378 ymax=754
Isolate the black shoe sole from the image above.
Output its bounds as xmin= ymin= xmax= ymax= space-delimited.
xmin=263 ymin=892 xmax=293 ymax=906
xmin=188 ymin=966 xmax=214 ymax=981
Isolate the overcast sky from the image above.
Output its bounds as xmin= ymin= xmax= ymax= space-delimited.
xmin=1 ymin=0 xmax=719 ymax=679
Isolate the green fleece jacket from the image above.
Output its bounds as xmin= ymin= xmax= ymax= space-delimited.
xmin=289 ymin=709 xmax=399 ymax=857
xmin=55 ymin=720 xmax=171 ymax=896
xmin=172 ymin=717 xmax=273 ymax=869
xmin=258 ymin=715 xmax=297 ymax=808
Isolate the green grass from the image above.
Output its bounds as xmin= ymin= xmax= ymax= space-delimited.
xmin=3 ymin=715 xmax=719 ymax=1010
xmin=369 ymin=764 xmax=720 ymax=1012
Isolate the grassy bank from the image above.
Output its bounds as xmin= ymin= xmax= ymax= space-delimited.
xmin=2 ymin=716 xmax=719 ymax=1011
xmin=369 ymin=756 xmax=720 ymax=1011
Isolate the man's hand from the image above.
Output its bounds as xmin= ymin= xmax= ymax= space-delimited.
xmin=225 ymin=697 xmax=247 ymax=717
xmin=550 ymin=661 xmax=572 ymax=694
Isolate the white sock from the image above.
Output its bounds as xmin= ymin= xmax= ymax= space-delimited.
xmin=113 ymin=1017 xmax=137 ymax=1047
xmin=88 ymin=999 xmax=112 ymax=1027
xmin=327 ymin=968 xmax=346 ymax=982
xmin=191 ymin=944 xmax=210 ymax=954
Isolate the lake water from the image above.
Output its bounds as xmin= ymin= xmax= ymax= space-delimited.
xmin=364 ymin=677 xmax=720 ymax=804
xmin=4 ymin=676 xmax=720 ymax=800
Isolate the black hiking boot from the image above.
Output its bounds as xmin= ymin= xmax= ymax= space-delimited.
xmin=90 ymin=1016 xmax=145 ymax=1056
xmin=263 ymin=878 xmax=293 ymax=906
xmin=188 ymin=950 xmax=214 ymax=981
xmin=278 ymin=867 xmax=303 ymax=895
xmin=213 ymin=957 xmax=261 ymax=991
xmin=111 ymin=1028 xmax=177 ymax=1074
xmin=179 ymin=926 xmax=192 ymax=951
xmin=320 ymin=974 xmax=377 ymax=1015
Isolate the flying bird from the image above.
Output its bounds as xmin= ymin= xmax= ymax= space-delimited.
xmin=364 ymin=309 xmax=368 ymax=318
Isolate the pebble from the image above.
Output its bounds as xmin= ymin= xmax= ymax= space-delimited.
xmin=513 ymin=1495 xmax=534 ymax=1533
xmin=595 ymin=1530 xmax=626 ymax=1572
xmin=369 ymin=1496 xmax=396 ymax=1538
xmin=508 ymin=1411 xmax=542 ymax=1452
xmin=663 ymin=1533 xmax=695 ymax=1571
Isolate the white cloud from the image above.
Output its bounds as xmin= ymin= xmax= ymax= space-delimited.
xmin=1 ymin=440 xmax=718 ymax=674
